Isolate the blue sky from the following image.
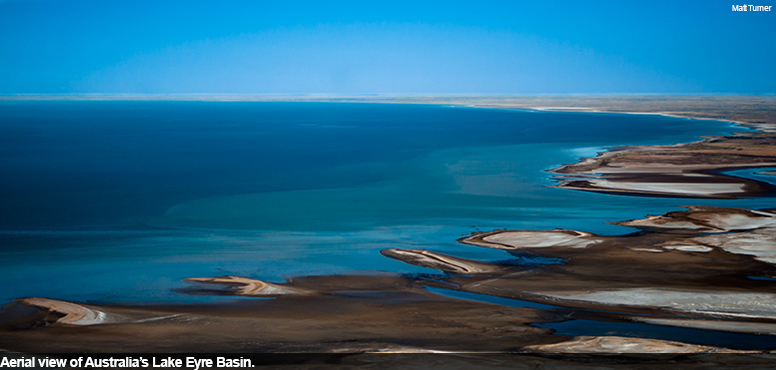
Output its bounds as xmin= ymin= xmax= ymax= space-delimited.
xmin=1 ymin=0 xmax=774 ymax=94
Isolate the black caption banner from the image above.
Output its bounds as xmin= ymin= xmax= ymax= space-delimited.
xmin=1 ymin=353 xmax=775 ymax=369
xmin=0 ymin=354 xmax=346 ymax=369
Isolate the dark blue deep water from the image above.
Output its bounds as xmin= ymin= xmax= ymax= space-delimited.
xmin=1 ymin=101 xmax=772 ymax=305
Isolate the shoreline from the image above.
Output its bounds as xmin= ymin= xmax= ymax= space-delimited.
xmin=457 ymin=100 xmax=776 ymax=199
xmin=2 ymin=93 xmax=774 ymax=123
xmin=3 ymin=95 xmax=776 ymax=357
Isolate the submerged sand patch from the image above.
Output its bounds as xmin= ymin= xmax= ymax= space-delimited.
xmin=633 ymin=317 xmax=776 ymax=336
xmin=183 ymin=276 xmax=307 ymax=296
xmin=542 ymin=288 xmax=776 ymax=319
xmin=17 ymin=298 xmax=112 ymax=326
xmin=460 ymin=230 xmax=600 ymax=250
xmin=548 ymin=132 xmax=776 ymax=199
xmin=526 ymin=336 xmax=749 ymax=354
xmin=691 ymin=228 xmax=776 ymax=265
xmin=586 ymin=179 xmax=745 ymax=197
xmin=380 ymin=248 xmax=502 ymax=274
xmin=615 ymin=206 xmax=776 ymax=233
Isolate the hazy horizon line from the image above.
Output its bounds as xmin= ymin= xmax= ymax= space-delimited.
xmin=1 ymin=92 xmax=774 ymax=101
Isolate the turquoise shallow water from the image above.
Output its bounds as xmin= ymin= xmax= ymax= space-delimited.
xmin=0 ymin=101 xmax=773 ymax=304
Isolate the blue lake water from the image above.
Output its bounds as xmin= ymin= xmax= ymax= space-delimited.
xmin=1 ymin=101 xmax=774 ymax=305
